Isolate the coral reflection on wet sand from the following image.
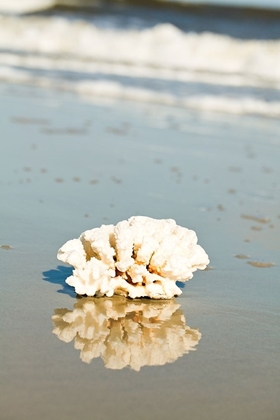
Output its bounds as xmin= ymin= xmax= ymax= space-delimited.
xmin=52 ymin=297 xmax=201 ymax=371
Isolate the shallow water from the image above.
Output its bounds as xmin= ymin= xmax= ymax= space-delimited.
xmin=1 ymin=3 xmax=280 ymax=118
xmin=0 ymin=84 xmax=280 ymax=420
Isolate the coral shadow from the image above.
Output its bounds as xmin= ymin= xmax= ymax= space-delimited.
xmin=43 ymin=265 xmax=76 ymax=297
xmin=43 ymin=266 xmax=186 ymax=297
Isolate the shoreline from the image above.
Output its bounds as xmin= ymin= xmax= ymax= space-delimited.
xmin=1 ymin=83 xmax=279 ymax=420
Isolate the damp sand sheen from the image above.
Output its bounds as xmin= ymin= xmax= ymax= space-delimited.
xmin=0 ymin=84 xmax=280 ymax=420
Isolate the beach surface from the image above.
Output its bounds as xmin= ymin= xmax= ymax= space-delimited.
xmin=0 ymin=83 xmax=280 ymax=420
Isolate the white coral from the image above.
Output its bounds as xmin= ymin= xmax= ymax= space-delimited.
xmin=52 ymin=297 xmax=202 ymax=370
xmin=57 ymin=216 xmax=209 ymax=299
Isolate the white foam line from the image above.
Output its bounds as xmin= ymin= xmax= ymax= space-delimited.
xmin=76 ymin=80 xmax=280 ymax=118
xmin=1 ymin=66 xmax=280 ymax=118
xmin=1 ymin=52 xmax=279 ymax=90
xmin=0 ymin=0 xmax=55 ymax=13
xmin=0 ymin=16 xmax=280 ymax=86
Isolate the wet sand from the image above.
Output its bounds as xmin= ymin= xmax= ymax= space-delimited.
xmin=0 ymin=83 xmax=279 ymax=420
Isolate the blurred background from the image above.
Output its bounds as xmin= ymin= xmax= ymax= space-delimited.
xmin=0 ymin=0 xmax=280 ymax=117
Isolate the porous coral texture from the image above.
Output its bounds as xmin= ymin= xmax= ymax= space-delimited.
xmin=57 ymin=216 xmax=209 ymax=299
xmin=52 ymin=297 xmax=202 ymax=370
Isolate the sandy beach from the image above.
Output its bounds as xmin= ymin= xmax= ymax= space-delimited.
xmin=0 ymin=82 xmax=279 ymax=420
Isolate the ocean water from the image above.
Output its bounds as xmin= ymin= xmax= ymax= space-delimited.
xmin=1 ymin=1 xmax=280 ymax=118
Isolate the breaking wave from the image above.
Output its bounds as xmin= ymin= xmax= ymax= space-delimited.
xmin=0 ymin=12 xmax=280 ymax=117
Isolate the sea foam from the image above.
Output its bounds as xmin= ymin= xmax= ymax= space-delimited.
xmin=1 ymin=14 xmax=280 ymax=117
